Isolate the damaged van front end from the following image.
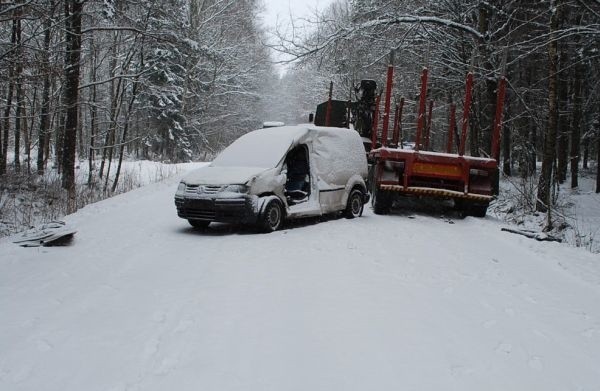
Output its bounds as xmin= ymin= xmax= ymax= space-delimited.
xmin=174 ymin=166 xmax=286 ymax=227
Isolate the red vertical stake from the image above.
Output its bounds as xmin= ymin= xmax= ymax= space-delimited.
xmin=459 ymin=72 xmax=474 ymax=156
xmin=392 ymin=104 xmax=400 ymax=147
xmin=415 ymin=68 xmax=429 ymax=152
xmin=381 ymin=52 xmax=395 ymax=147
xmin=424 ymin=100 xmax=434 ymax=150
xmin=325 ymin=81 xmax=333 ymax=127
xmin=447 ymin=103 xmax=456 ymax=153
xmin=491 ymin=76 xmax=507 ymax=162
xmin=392 ymin=97 xmax=405 ymax=148
xmin=371 ymin=95 xmax=381 ymax=148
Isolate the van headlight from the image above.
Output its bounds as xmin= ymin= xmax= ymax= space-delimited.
xmin=223 ymin=184 xmax=248 ymax=193
xmin=177 ymin=182 xmax=186 ymax=191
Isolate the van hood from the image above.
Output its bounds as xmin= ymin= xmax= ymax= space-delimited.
xmin=182 ymin=166 xmax=268 ymax=185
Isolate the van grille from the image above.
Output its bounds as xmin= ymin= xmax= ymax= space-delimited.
xmin=185 ymin=184 xmax=200 ymax=195
xmin=185 ymin=184 xmax=224 ymax=194
xmin=203 ymin=185 xmax=223 ymax=194
xmin=182 ymin=208 xmax=216 ymax=220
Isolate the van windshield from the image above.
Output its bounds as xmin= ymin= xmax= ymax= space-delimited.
xmin=211 ymin=127 xmax=306 ymax=168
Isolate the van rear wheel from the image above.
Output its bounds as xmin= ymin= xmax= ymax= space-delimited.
xmin=345 ymin=189 xmax=364 ymax=219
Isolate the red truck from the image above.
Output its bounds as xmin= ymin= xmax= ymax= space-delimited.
xmin=315 ymin=57 xmax=507 ymax=218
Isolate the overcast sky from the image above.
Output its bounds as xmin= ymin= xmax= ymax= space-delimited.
xmin=260 ymin=0 xmax=333 ymax=28
xmin=260 ymin=0 xmax=334 ymax=74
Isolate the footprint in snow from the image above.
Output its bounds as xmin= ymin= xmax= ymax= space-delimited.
xmin=451 ymin=365 xmax=475 ymax=377
xmin=154 ymin=356 xmax=179 ymax=376
xmin=155 ymin=355 xmax=179 ymax=376
xmin=524 ymin=296 xmax=538 ymax=304
xmin=483 ymin=320 xmax=497 ymax=329
xmin=174 ymin=319 xmax=194 ymax=333
xmin=528 ymin=356 xmax=544 ymax=370
xmin=35 ymin=338 xmax=53 ymax=352
xmin=142 ymin=338 xmax=160 ymax=360
xmin=582 ymin=328 xmax=599 ymax=338
xmin=495 ymin=342 xmax=512 ymax=354
xmin=152 ymin=311 xmax=166 ymax=324
xmin=11 ymin=366 xmax=32 ymax=384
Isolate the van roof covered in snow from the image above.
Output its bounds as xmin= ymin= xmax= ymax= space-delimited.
xmin=211 ymin=125 xmax=366 ymax=174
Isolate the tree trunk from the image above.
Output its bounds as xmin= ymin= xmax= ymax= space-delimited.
xmin=596 ymin=135 xmax=600 ymax=193
xmin=14 ymin=15 xmax=23 ymax=174
xmin=528 ymin=115 xmax=537 ymax=176
xmin=502 ymin=97 xmax=511 ymax=176
xmin=569 ymin=46 xmax=584 ymax=189
xmin=88 ymin=38 xmax=98 ymax=186
xmin=0 ymin=12 xmax=18 ymax=175
xmin=536 ymin=0 xmax=561 ymax=215
xmin=112 ymin=82 xmax=139 ymax=193
xmin=582 ymin=138 xmax=588 ymax=169
xmin=2 ymin=111 xmax=13 ymax=174
xmin=556 ymin=8 xmax=570 ymax=184
xmin=14 ymin=89 xmax=22 ymax=173
xmin=102 ymin=79 xmax=125 ymax=192
xmin=26 ymin=91 xmax=36 ymax=174
xmin=38 ymin=4 xmax=53 ymax=175
xmin=61 ymin=0 xmax=84 ymax=213
xmin=99 ymin=34 xmax=121 ymax=181
xmin=476 ymin=4 xmax=497 ymax=157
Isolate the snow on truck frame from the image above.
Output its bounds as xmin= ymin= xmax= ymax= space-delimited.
xmin=316 ymin=55 xmax=507 ymax=218
xmin=174 ymin=125 xmax=370 ymax=232
xmin=368 ymin=66 xmax=506 ymax=218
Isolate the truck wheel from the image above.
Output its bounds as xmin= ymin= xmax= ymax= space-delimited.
xmin=259 ymin=199 xmax=284 ymax=232
xmin=456 ymin=200 xmax=488 ymax=218
xmin=344 ymin=189 xmax=364 ymax=219
xmin=468 ymin=203 xmax=489 ymax=218
xmin=372 ymin=187 xmax=392 ymax=215
xmin=188 ymin=219 xmax=210 ymax=229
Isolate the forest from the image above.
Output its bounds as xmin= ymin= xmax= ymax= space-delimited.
xmin=1 ymin=0 xmax=599 ymax=233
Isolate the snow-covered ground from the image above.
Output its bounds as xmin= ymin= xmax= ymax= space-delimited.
xmin=492 ymin=168 xmax=600 ymax=253
xmin=0 ymin=159 xmax=201 ymax=238
xmin=1 ymin=165 xmax=600 ymax=391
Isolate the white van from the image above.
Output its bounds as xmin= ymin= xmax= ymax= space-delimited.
xmin=174 ymin=125 xmax=369 ymax=232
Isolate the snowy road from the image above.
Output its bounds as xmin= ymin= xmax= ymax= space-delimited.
xmin=1 ymin=172 xmax=600 ymax=391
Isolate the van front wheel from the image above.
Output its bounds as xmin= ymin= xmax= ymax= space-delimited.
xmin=345 ymin=189 xmax=364 ymax=219
xmin=188 ymin=219 xmax=210 ymax=229
xmin=259 ymin=199 xmax=284 ymax=232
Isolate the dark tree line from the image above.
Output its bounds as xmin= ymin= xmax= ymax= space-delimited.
xmin=0 ymin=0 xmax=273 ymax=211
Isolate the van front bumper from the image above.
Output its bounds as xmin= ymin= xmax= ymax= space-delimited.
xmin=175 ymin=195 xmax=259 ymax=224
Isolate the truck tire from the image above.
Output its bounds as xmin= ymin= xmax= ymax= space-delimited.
xmin=455 ymin=199 xmax=489 ymax=218
xmin=372 ymin=187 xmax=392 ymax=215
xmin=467 ymin=202 xmax=489 ymax=217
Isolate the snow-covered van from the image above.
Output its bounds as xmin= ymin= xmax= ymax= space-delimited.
xmin=174 ymin=125 xmax=370 ymax=232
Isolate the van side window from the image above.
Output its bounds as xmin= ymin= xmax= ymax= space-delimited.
xmin=284 ymin=145 xmax=310 ymax=204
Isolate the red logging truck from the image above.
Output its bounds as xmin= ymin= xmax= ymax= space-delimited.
xmin=315 ymin=55 xmax=507 ymax=218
